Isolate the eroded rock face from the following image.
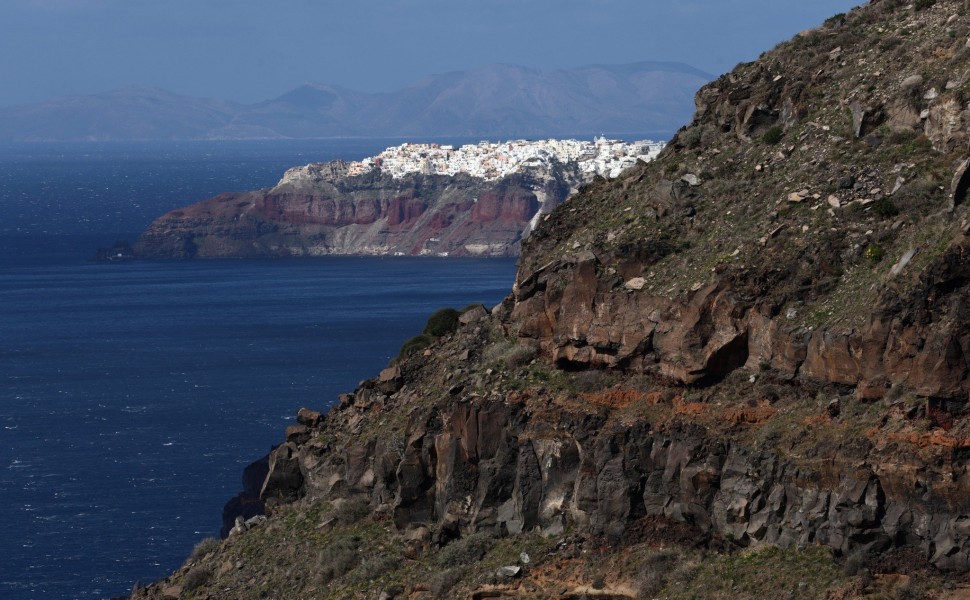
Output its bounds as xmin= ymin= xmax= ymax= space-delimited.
xmin=471 ymin=190 xmax=539 ymax=223
xmin=266 ymin=387 xmax=970 ymax=570
xmin=508 ymin=244 xmax=970 ymax=401
xmin=134 ymin=168 xmax=572 ymax=258
xmin=260 ymin=443 xmax=304 ymax=502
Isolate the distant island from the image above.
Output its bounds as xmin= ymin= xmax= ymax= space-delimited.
xmin=0 ymin=62 xmax=711 ymax=142
xmin=132 ymin=138 xmax=664 ymax=259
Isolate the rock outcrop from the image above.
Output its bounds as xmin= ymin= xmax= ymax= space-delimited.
xmin=266 ymin=387 xmax=970 ymax=571
xmin=509 ymin=243 xmax=970 ymax=401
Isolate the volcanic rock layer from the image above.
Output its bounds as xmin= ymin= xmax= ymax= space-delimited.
xmin=134 ymin=164 xmax=575 ymax=258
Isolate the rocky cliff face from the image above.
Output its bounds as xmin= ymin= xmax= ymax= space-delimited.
xmin=134 ymin=162 xmax=573 ymax=258
xmin=134 ymin=1 xmax=970 ymax=598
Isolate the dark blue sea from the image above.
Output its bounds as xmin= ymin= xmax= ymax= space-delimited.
xmin=0 ymin=141 xmax=517 ymax=599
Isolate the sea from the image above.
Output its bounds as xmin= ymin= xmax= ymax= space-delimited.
xmin=0 ymin=140 xmax=518 ymax=599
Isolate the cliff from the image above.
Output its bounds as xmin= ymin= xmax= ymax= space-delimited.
xmin=134 ymin=138 xmax=664 ymax=259
xmin=134 ymin=1 xmax=970 ymax=598
xmin=134 ymin=162 xmax=575 ymax=258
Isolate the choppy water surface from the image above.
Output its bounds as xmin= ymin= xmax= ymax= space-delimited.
xmin=0 ymin=141 xmax=516 ymax=599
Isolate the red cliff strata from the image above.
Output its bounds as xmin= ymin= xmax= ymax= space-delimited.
xmin=135 ymin=166 xmax=576 ymax=258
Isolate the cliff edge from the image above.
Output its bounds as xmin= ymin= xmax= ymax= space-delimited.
xmin=133 ymin=1 xmax=970 ymax=598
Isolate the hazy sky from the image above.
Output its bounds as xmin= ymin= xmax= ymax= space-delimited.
xmin=0 ymin=0 xmax=862 ymax=107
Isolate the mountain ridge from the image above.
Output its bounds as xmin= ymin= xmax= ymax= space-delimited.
xmin=0 ymin=61 xmax=712 ymax=142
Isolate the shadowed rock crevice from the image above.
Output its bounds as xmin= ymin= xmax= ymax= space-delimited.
xmin=951 ymin=157 xmax=970 ymax=210
xmin=691 ymin=329 xmax=750 ymax=387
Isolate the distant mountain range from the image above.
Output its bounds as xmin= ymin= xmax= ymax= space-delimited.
xmin=0 ymin=62 xmax=713 ymax=142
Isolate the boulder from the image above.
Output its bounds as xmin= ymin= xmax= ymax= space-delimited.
xmin=285 ymin=424 xmax=311 ymax=444
xmin=459 ymin=304 xmax=489 ymax=325
xmin=497 ymin=565 xmax=522 ymax=578
xmin=624 ymin=277 xmax=647 ymax=291
xmin=161 ymin=585 xmax=182 ymax=600
xmin=296 ymin=408 xmax=323 ymax=427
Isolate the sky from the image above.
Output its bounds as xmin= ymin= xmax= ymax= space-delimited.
xmin=0 ymin=0 xmax=863 ymax=108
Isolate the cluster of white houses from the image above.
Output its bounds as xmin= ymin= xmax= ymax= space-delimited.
xmin=345 ymin=138 xmax=665 ymax=180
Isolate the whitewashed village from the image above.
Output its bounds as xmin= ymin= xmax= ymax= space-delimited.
xmin=345 ymin=137 xmax=665 ymax=180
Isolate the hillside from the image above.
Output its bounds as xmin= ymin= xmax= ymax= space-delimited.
xmin=132 ymin=1 xmax=970 ymax=598
xmin=0 ymin=62 xmax=710 ymax=142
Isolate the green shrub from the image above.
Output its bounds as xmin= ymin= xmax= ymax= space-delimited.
xmin=505 ymin=345 xmax=539 ymax=369
xmin=190 ymin=537 xmax=220 ymax=561
xmin=483 ymin=341 xmax=538 ymax=369
xmin=483 ymin=341 xmax=516 ymax=366
xmin=183 ymin=566 xmax=212 ymax=592
xmin=873 ymin=197 xmax=899 ymax=218
xmin=348 ymin=553 xmax=403 ymax=584
xmin=681 ymin=127 xmax=703 ymax=149
xmin=437 ymin=532 xmax=494 ymax=568
xmin=900 ymin=134 xmax=933 ymax=155
xmin=396 ymin=306 xmax=464 ymax=361
xmin=865 ymin=243 xmax=886 ymax=262
xmin=399 ymin=334 xmax=432 ymax=358
xmin=824 ymin=12 xmax=846 ymax=28
xmin=914 ymin=0 xmax=936 ymax=10
xmin=762 ymin=126 xmax=784 ymax=145
xmin=317 ymin=539 xmax=360 ymax=583
xmin=423 ymin=307 xmax=461 ymax=337
xmin=334 ymin=497 xmax=371 ymax=525
xmin=430 ymin=568 xmax=464 ymax=597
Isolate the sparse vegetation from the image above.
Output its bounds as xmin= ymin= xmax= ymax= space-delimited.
xmin=482 ymin=339 xmax=538 ymax=369
xmin=317 ymin=537 xmax=361 ymax=584
xmin=423 ymin=307 xmax=461 ymax=337
xmin=190 ymin=537 xmax=220 ymax=561
xmin=437 ymin=532 xmax=494 ymax=568
xmin=682 ymin=126 xmax=704 ymax=148
xmin=658 ymin=545 xmax=843 ymax=599
xmin=865 ymin=242 xmax=886 ymax=262
xmin=333 ymin=497 xmax=371 ymax=525
xmin=397 ymin=306 xmax=464 ymax=359
xmin=873 ymin=197 xmax=900 ymax=218
xmin=182 ymin=566 xmax=212 ymax=592
xmin=398 ymin=334 xmax=431 ymax=358
xmin=762 ymin=125 xmax=784 ymax=145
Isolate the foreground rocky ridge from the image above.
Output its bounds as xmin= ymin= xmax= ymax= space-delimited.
xmin=135 ymin=1 xmax=970 ymax=598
